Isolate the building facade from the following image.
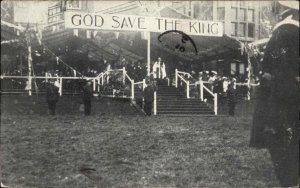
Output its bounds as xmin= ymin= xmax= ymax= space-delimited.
xmin=171 ymin=1 xmax=266 ymax=42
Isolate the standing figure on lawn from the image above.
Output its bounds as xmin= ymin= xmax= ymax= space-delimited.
xmin=143 ymin=77 xmax=156 ymax=116
xmin=46 ymin=80 xmax=59 ymax=115
xmin=250 ymin=1 xmax=299 ymax=187
xmin=227 ymin=82 xmax=236 ymax=116
xmin=82 ymin=80 xmax=93 ymax=116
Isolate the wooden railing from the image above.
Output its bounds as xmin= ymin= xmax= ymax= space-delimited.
xmin=175 ymin=69 xmax=218 ymax=115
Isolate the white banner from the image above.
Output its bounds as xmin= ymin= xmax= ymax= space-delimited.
xmin=65 ymin=12 xmax=223 ymax=37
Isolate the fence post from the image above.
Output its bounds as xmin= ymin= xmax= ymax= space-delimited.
xmin=142 ymin=79 xmax=146 ymax=90
xmin=167 ymin=77 xmax=170 ymax=86
xmin=175 ymin=69 xmax=178 ymax=88
xmin=187 ymin=81 xmax=190 ymax=99
xmin=200 ymin=80 xmax=203 ymax=101
xmin=154 ymin=91 xmax=157 ymax=115
xmin=59 ymin=77 xmax=62 ymax=96
xmin=123 ymin=67 xmax=126 ymax=85
xmin=106 ymin=72 xmax=109 ymax=84
xmin=214 ymin=93 xmax=218 ymax=115
xmin=97 ymin=77 xmax=100 ymax=92
xmin=93 ymin=78 xmax=96 ymax=91
xmin=45 ymin=72 xmax=48 ymax=82
xmin=131 ymin=79 xmax=134 ymax=99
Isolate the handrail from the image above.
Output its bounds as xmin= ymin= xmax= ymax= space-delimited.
xmin=134 ymin=81 xmax=143 ymax=85
xmin=125 ymin=73 xmax=132 ymax=82
xmin=177 ymin=74 xmax=188 ymax=84
xmin=202 ymin=84 xmax=214 ymax=96
xmin=175 ymin=69 xmax=218 ymax=115
xmin=176 ymin=72 xmax=189 ymax=98
xmin=0 ymin=75 xmax=95 ymax=79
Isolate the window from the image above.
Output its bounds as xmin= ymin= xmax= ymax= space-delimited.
xmin=239 ymin=8 xmax=246 ymax=21
xmin=66 ymin=0 xmax=81 ymax=10
xmin=239 ymin=63 xmax=245 ymax=74
xmin=231 ymin=8 xmax=237 ymax=20
xmin=231 ymin=22 xmax=238 ymax=36
xmin=217 ymin=7 xmax=225 ymax=20
xmin=248 ymin=23 xmax=255 ymax=38
xmin=49 ymin=9 xmax=53 ymax=16
xmin=238 ymin=23 xmax=246 ymax=37
xmin=248 ymin=9 xmax=254 ymax=22
xmin=231 ymin=63 xmax=237 ymax=75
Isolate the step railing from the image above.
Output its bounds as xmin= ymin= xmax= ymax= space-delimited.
xmin=195 ymin=80 xmax=218 ymax=115
xmin=0 ymin=75 xmax=99 ymax=96
xmin=175 ymin=69 xmax=218 ymax=115
xmin=96 ymin=68 xmax=124 ymax=87
xmin=175 ymin=69 xmax=191 ymax=98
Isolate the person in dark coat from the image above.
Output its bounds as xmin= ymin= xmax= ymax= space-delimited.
xmin=250 ymin=2 xmax=299 ymax=186
xmin=143 ymin=78 xmax=156 ymax=116
xmin=226 ymin=83 xmax=236 ymax=116
xmin=46 ymin=81 xmax=59 ymax=115
xmin=82 ymin=80 xmax=93 ymax=115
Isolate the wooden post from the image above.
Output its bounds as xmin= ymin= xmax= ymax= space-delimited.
xmin=187 ymin=81 xmax=190 ymax=99
xmin=97 ymin=77 xmax=100 ymax=92
xmin=123 ymin=67 xmax=126 ymax=85
xmin=20 ymin=52 xmax=23 ymax=76
xmin=175 ymin=69 xmax=178 ymax=88
xmin=154 ymin=91 xmax=157 ymax=115
xmin=214 ymin=93 xmax=218 ymax=115
xmin=200 ymin=80 xmax=204 ymax=101
xmin=59 ymin=77 xmax=62 ymax=96
xmin=93 ymin=78 xmax=96 ymax=91
xmin=147 ymin=32 xmax=151 ymax=76
xmin=131 ymin=80 xmax=134 ymax=99
xmin=142 ymin=79 xmax=146 ymax=90
xmin=28 ymin=45 xmax=32 ymax=96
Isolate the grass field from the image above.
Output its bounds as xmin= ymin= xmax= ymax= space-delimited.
xmin=0 ymin=95 xmax=280 ymax=187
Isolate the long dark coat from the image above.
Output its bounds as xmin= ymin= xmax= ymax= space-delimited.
xmin=250 ymin=19 xmax=299 ymax=149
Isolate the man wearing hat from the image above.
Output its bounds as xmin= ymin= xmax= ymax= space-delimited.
xmin=250 ymin=1 xmax=299 ymax=186
xmin=82 ymin=79 xmax=93 ymax=116
xmin=46 ymin=80 xmax=59 ymax=115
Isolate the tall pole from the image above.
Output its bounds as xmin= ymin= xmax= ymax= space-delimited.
xmin=147 ymin=31 xmax=151 ymax=76
xmin=20 ymin=51 xmax=23 ymax=76
xmin=28 ymin=45 xmax=32 ymax=96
